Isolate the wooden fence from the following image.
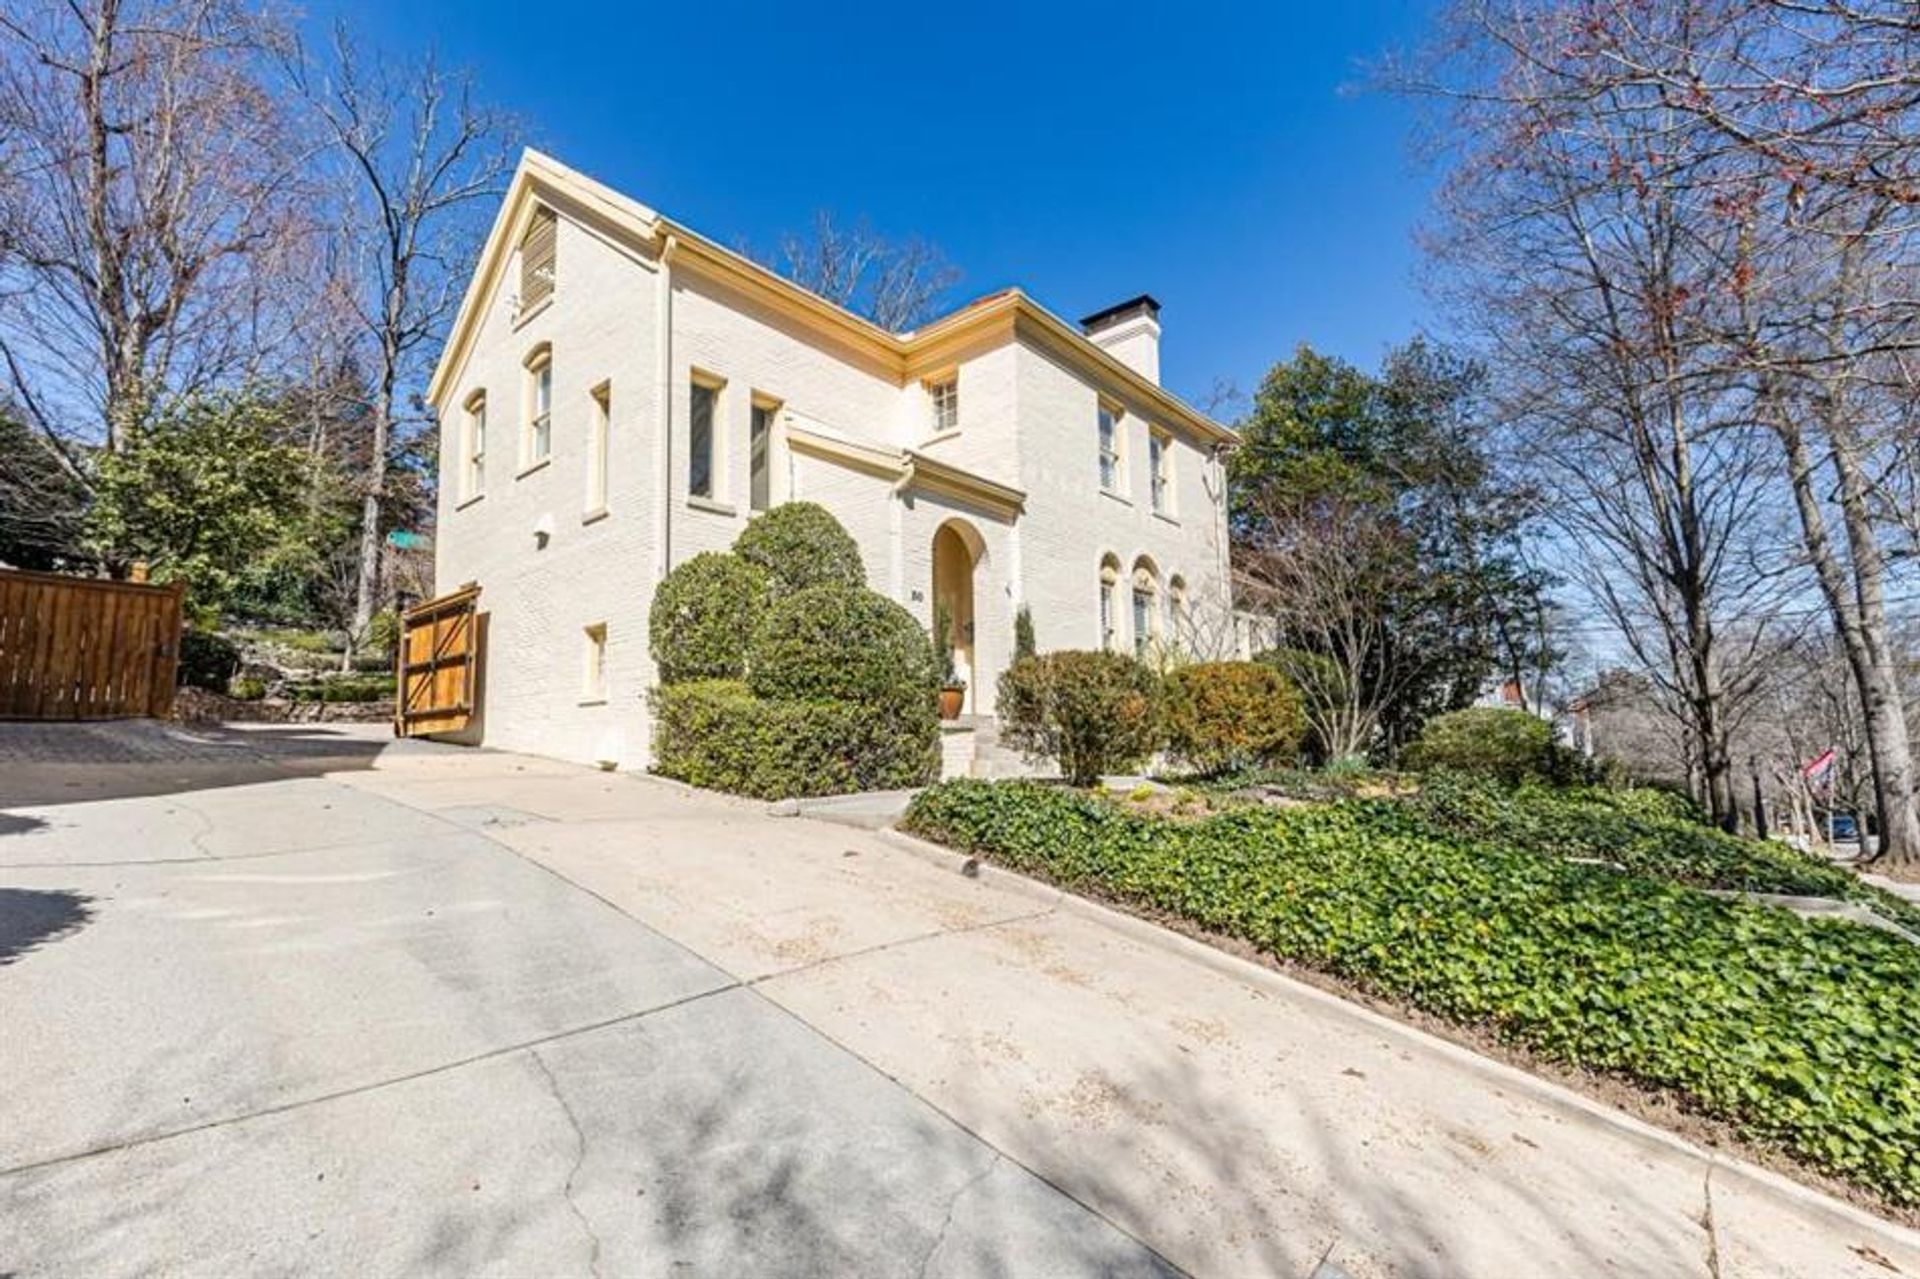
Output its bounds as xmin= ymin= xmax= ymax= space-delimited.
xmin=0 ymin=568 xmax=185 ymax=720
xmin=395 ymin=583 xmax=480 ymax=738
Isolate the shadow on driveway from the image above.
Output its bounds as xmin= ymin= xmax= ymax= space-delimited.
xmin=0 ymin=888 xmax=95 ymax=965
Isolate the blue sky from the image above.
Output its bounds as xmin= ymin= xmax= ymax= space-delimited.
xmin=304 ymin=0 xmax=1440 ymax=411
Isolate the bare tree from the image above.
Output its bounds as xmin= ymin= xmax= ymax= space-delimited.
xmin=1413 ymin=1 xmax=1797 ymax=827
xmin=775 ymin=211 xmax=959 ymax=331
xmin=290 ymin=25 xmax=517 ymax=644
xmin=0 ymin=0 xmax=310 ymax=460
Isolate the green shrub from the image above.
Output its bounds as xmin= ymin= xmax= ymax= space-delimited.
xmin=746 ymin=583 xmax=939 ymax=718
xmin=288 ymin=674 xmax=394 ymax=703
xmin=996 ymin=651 xmax=1162 ymax=785
xmin=1164 ymin=661 xmax=1305 ymax=775
xmin=230 ymin=677 xmax=268 ymax=701
xmin=732 ymin=501 xmax=866 ymax=592
xmin=652 ymin=680 xmax=938 ymax=799
xmin=178 ymin=630 xmax=241 ymax=693
xmin=649 ymin=552 xmax=771 ymax=684
xmin=366 ymin=609 xmax=400 ymax=656
xmin=903 ymin=779 xmax=1920 ymax=1206
xmin=1403 ymin=706 xmax=1557 ymax=783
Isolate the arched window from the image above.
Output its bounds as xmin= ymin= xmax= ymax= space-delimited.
xmin=1098 ymin=554 xmax=1121 ymax=651
xmin=520 ymin=205 xmax=557 ymax=311
xmin=1168 ymin=575 xmax=1190 ymax=652
xmin=1131 ymin=558 xmax=1160 ymax=660
xmin=524 ymin=344 xmax=553 ymax=465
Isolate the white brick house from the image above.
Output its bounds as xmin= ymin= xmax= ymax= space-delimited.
xmin=426 ymin=150 xmax=1241 ymax=771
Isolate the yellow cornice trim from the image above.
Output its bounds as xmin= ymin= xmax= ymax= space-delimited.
xmin=429 ymin=151 xmax=1240 ymax=452
xmin=785 ymin=423 xmax=908 ymax=481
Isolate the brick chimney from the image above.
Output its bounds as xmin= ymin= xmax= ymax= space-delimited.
xmin=1080 ymin=295 xmax=1161 ymax=385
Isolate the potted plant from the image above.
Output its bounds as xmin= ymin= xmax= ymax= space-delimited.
xmin=932 ymin=600 xmax=966 ymax=719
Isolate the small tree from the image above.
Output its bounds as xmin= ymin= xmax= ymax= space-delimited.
xmin=84 ymin=392 xmax=310 ymax=616
xmin=1013 ymin=604 xmax=1036 ymax=662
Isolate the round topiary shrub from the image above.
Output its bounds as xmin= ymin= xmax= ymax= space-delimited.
xmin=649 ymin=552 xmax=771 ymax=684
xmin=1164 ymin=661 xmax=1306 ymax=775
xmin=746 ymin=583 xmax=939 ymax=716
xmin=995 ymin=650 xmax=1163 ymax=786
xmin=1404 ymin=706 xmax=1556 ymax=785
xmin=732 ymin=501 xmax=866 ymax=592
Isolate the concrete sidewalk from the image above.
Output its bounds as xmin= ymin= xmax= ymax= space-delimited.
xmin=5 ymin=723 xmax=1919 ymax=1277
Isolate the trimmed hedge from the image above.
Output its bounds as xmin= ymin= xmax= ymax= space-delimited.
xmin=652 ymin=680 xmax=938 ymax=799
xmin=733 ymin=501 xmax=866 ymax=592
xmin=747 ymin=583 xmax=939 ymax=718
xmin=996 ymin=650 xmax=1162 ymax=785
xmin=903 ymin=779 xmax=1920 ymax=1206
xmin=1403 ymin=706 xmax=1559 ymax=783
xmin=1164 ymin=661 xmax=1305 ymax=775
xmin=649 ymin=551 xmax=771 ymax=684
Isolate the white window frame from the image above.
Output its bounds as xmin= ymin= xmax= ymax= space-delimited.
xmin=524 ymin=346 xmax=553 ymax=469
xmin=462 ymin=390 xmax=487 ymax=502
xmin=1098 ymin=402 xmax=1123 ymax=493
xmin=927 ymin=374 xmax=959 ymax=436
xmin=586 ymin=381 xmax=610 ymax=516
xmin=1098 ymin=556 xmax=1121 ymax=651
xmin=1149 ymin=428 xmax=1173 ymax=515
xmin=688 ymin=372 xmax=725 ymax=502
xmin=1131 ymin=561 xmax=1160 ymax=660
xmin=749 ymin=394 xmax=779 ymax=513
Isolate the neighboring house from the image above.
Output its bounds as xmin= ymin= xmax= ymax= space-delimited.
xmin=426 ymin=150 xmax=1239 ymax=771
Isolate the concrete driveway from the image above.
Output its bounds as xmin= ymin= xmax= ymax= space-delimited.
xmin=2 ymin=722 xmax=1918 ymax=1278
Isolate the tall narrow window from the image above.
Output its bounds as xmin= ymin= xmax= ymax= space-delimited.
xmin=1098 ymin=556 xmax=1121 ymax=651
xmin=586 ymin=382 xmax=610 ymax=513
xmin=582 ymin=623 xmax=607 ymax=702
xmin=463 ymin=391 xmax=487 ymax=500
xmin=1098 ymin=404 xmax=1120 ymax=491
xmin=1149 ymin=429 xmax=1171 ymax=514
xmin=1168 ymin=576 xmax=1190 ymax=651
xmin=526 ymin=348 xmax=553 ymax=465
xmin=1131 ymin=561 xmax=1159 ymax=660
xmin=750 ymin=400 xmax=774 ymax=512
xmin=689 ymin=376 xmax=719 ymax=499
xmin=928 ymin=376 xmax=958 ymax=434
xmin=520 ymin=206 xmax=557 ymax=311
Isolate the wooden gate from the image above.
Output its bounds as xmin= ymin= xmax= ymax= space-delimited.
xmin=395 ymin=583 xmax=480 ymax=737
xmin=0 ymin=568 xmax=185 ymax=720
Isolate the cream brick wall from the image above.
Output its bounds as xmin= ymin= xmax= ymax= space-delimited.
xmin=434 ymin=193 xmax=1236 ymax=772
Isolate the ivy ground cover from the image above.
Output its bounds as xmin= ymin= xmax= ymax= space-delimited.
xmin=902 ymin=780 xmax=1920 ymax=1206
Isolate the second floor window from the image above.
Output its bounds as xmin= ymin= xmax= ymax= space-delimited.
xmin=929 ymin=376 xmax=958 ymax=434
xmin=1098 ymin=405 xmax=1120 ymax=491
xmin=463 ymin=392 xmax=486 ymax=500
xmin=750 ymin=401 xmax=774 ymax=512
xmin=1149 ymin=430 xmax=1171 ymax=513
xmin=526 ymin=350 xmax=552 ymax=465
xmin=587 ymin=383 xmax=610 ymax=513
xmin=689 ymin=377 xmax=718 ymax=499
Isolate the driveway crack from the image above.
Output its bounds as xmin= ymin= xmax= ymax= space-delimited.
xmin=530 ymin=1048 xmax=604 ymax=1279
xmin=916 ymin=1152 xmax=1001 ymax=1279
xmin=1701 ymin=1162 xmax=1722 ymax=1279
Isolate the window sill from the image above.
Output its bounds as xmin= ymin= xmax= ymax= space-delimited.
xmin=582 ymin=506 xmax=610 ymax=526
xmin=455 ymin=492 xmax=486 ymax=512
xmin=512 ymin=295 xmax=553 ymax=331
xmin=578 ymin=697 xmax=608 ymax=708
xmin=1099 ymin=487 xmax=1132 ymax=507
xmin=686 ymin=494 xmax=737 ymax=517
xmin=516 ymin=457 xmax=552 ymax=481
xmin=1152 ymin=509 xmax=1179 ymax=527
xmin=919 ymin=427 xmax=962 ymax=448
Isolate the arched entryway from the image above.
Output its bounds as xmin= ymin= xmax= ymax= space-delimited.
xmin=931 ymin=520 xmax=984 ymax=714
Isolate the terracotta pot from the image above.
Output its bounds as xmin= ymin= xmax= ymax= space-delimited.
xmin=938 ymin=686 xmax=966 ymax=720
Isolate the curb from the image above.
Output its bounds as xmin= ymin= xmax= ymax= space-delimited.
xmin=872 ymin=823 xmax=1920 ymax=1253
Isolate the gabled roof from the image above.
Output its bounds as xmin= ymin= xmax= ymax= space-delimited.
xmin=428 ymin=150 xmax=1237 ymax=447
